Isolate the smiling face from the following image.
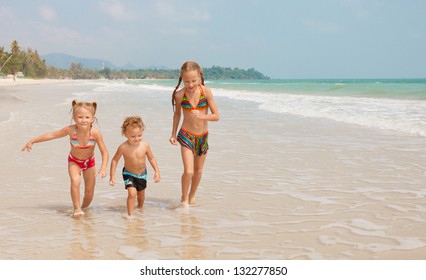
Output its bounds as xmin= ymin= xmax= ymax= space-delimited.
xmin=73 ymin=107 xmax=94 ymax=128
xmin=124 ymin=125 xmax=143 ymax=145
xmin=182 ymin=70 xmax=201 ymax=93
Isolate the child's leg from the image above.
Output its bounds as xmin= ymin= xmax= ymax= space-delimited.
xmin=188 ymin=154 xmax=207 ymax=204
xmin=68 ymin=163 xmax=83 ymax=216
xmin=81 ymin=167 xmax=96 ymax=209
xmin=136 ymin=189 xmax=145 ymax=211
xmin=180 ymin=147 xmax=195 ymax=204
xmin=127 ymin=187 xmax=137 ymax=216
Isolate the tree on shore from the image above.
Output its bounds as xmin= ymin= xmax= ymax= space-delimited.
xmin=0 ymin=40 xmax=47 ymax=78
xmin=1 ymin=40 xmax=269 ymax=80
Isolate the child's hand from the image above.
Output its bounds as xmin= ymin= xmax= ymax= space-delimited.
xmin=153 ymin=173 xmax=160 ymax=183
xmin=109 ymin=177 xmax=115 ymax=186
xmin=169 ymin=136 xmax=177 ymax=145
xmin=98 ymin=169 xmax=107 ymax=178
xmin=22 ymin=142 xmax=33 ymax=152
xmin=191 ymin=110 xmax=203 ymax=119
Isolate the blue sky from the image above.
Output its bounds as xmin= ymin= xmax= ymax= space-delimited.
xmin=1 ymin=0 xmax=425 ymax=79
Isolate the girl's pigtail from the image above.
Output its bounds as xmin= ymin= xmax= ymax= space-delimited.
xmin=200 ymin=71 xmax=205 ymax=86
xmin=92 ymin=102 xmax=97 ymax=115
xmin=172 ymin=76 xmax=182 ymax=111
xmin=92 ymin=102 xmax=98 ymax=127
xmin=70 ymin=99 xmax=78 ymax=114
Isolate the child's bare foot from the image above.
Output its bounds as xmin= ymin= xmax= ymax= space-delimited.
xmin=167 ymin=200 xmax=181 ymax=209
xmin=73 ymin=208 xmax=85 ymax=217
xmin=180 ymin=201 xmax=190 ymax=208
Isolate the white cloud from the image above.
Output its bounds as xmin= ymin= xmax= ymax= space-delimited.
xmin=339 ymin=0 xmax=371 ymax=21
xmin=154 ymin=1 xmax=211 ymax=22
xmin=99 ymin=0 xmax=134 ymax=21
xmin=36 ymin=23 xmax=83 ymax=44
xmin=38 ymin=5 xmax=56 ymax=21
xmin=188 ymin=8 xmax=212 ymax=22
xmin=154 ymin=1 xmax=177 ymax=17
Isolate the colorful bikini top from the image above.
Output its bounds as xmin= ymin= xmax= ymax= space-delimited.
xmin=181 ymin=86 xmax=208 ymax=110
xmin=70 ymin=129 xmax=96 ymax=149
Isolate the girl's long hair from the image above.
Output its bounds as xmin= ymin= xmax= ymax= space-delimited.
xmin=172 ymin=61 xmax=205 ymax=111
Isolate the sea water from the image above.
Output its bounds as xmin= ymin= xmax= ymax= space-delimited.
xmin=125 ymin=78 xmax=426 ymax=137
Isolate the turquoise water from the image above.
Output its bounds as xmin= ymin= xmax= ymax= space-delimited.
xmin=122 ymin=78 xmax=426 ymax=137
xmin=131 ymin=78 xmax=426 ymax=100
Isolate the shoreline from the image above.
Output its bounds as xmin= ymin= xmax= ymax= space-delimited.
xmin=0 ymin=78 xmax=76 ymax=122
xmin=0 ymin=77 xmax=76 ymax=87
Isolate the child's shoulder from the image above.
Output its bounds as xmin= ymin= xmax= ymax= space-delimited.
xmin=90 ymin=126 xmax=103 ymax=136
xmin=63 ymin=124 xmax=76 ymax=134
xmin=175 ymin=88 xmax=185 ymax=98
xmin=142 ymin=140 xmax=150 ymax=147
xmin=201 ymin=85 xmax=212 ymax=95
xmin=67 ymin=124 xmax=77 ymax=129
xmin=118 ymin=140 xmax=130 ymax=149
xmin=138 ymin=141 xmax=151 ymax=151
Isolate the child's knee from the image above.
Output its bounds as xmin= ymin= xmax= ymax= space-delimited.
xmin=183 ymin=169 xmax=194 ymax=177
xmin=127 ymin=188 xmax=137 ymax=199
xmin=70 ymin=175 xmax=81 ymax=185
xmin=137 ymin=191 xmax=145 ymax=200
xmin=84 ymin=189 xmax=94 ymax=197
xmin=194 ymin=168 xmax=203 ymax=177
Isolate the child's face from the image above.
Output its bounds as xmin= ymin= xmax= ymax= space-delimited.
xmin=182 ymin=70 xmax=200 ymax=93
xmin=124 ymin=126 xmax=143 ymax=144
xmin=73 ymin=107 xmax=94 ymax=127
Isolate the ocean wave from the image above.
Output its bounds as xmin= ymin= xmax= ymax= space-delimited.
xmin=214 ymin=89 xmax=426 ymax=137
xmin=77 ymin=80 xmax=426 ymax=137
xmin=92 ymin=81 xmax=173 ymax=93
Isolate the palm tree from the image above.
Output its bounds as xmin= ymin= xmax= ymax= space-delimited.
xmin=11 ymin=40 xmax=20 ymax=54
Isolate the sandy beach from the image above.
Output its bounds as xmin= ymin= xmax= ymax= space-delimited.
xmin=0 ymin=78 xmax=74 ymax=122
xmin=1 ymin=79 xmax=426 ymax=260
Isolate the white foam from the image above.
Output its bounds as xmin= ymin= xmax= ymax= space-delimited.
xmin=214 ymin=88 xmax=426 ymax=137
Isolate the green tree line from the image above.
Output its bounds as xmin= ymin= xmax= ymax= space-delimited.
xmin=1 ymin=40 xmax=47 ymax=78
xmin=1 ymin=41 xmax=269 ymax=80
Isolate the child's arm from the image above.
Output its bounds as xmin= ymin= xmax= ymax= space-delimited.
xmin=93 ymin=128 xmax=109 ymax=178
xmin=170 ymin=91 xmax=182 ymax=145
xmin=22 ymin=126 xmax=71 ymax=152
xmin=193 ymin=86 xmax=220 ymax=122
xmin=109 ymin=146 xmax=123 ymax=186
xmin=146 ymin=143 xmax=160 ymax=183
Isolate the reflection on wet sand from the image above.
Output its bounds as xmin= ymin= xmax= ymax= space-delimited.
xmin=69 ymin=212 xmax=100 ymax=259
xmin=178 ymin=212 xmax=205 ymax=260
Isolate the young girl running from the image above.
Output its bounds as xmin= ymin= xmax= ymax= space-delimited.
xmin=22 ymin=100 xmax=109 ymax=217
xmin=169 ymin=61 xmax=220 ymax=207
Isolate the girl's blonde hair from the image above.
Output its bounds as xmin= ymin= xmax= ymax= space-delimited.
xmin=172 ymin=60 xmax=205 ymax=109
xmin=71 ymin=100 xmax=97 ymax=115
xmin=71 ymin=99 xmax=97 ymax=124
xmin=121 ymin=116 xmax=144 ymax=135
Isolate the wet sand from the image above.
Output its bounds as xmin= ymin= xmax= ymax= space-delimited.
xmin=1 ymin=80 xmax=426 ymax=260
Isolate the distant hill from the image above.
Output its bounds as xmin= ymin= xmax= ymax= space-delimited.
xmin=41 ymin=53 xmax=169 ymax=71
xmin=41 ymin=53 xmax=120 ymax=70
xmin=40 ymin=53 xmax=269 ymax=79
xmin=2 ymin=41 xmax=269 ymax=79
